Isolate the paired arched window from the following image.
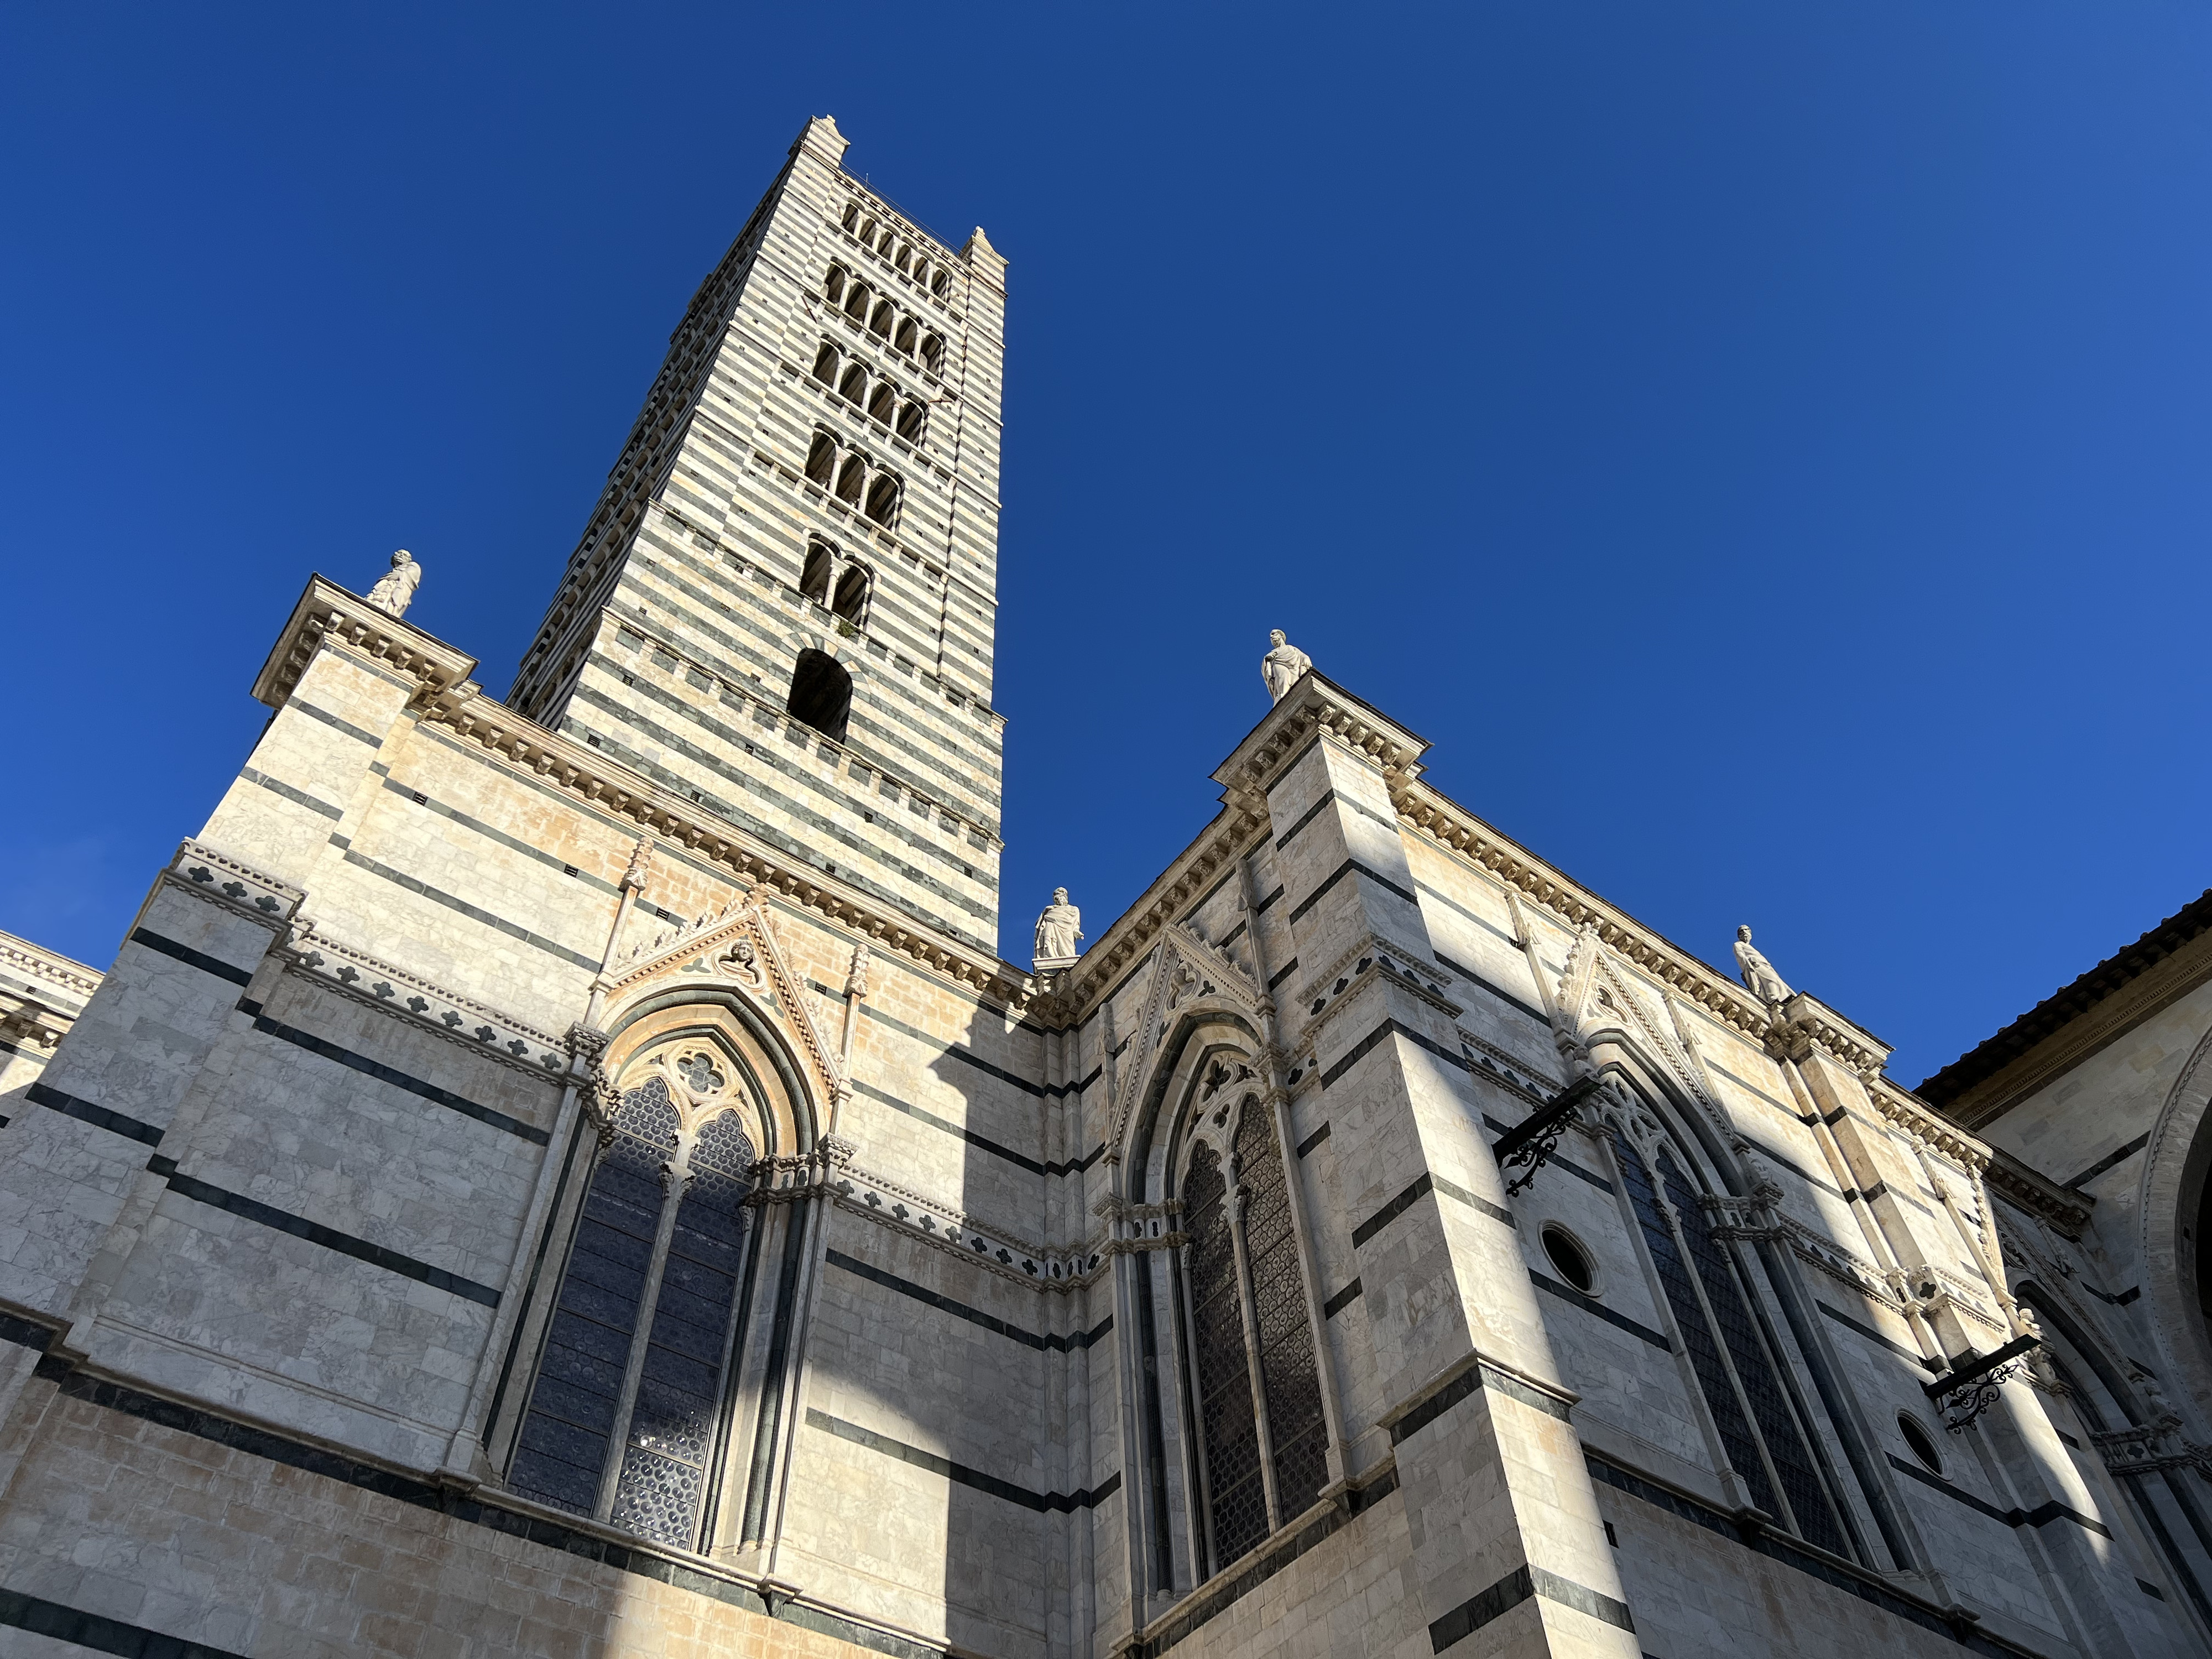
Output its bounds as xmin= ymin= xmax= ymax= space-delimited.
xmin=838 ymin=204 xmax=956 ymax=297
xmin=802 ymin=429 xmax=902 ymax=528
xmin=787 ymin=648 xmax=853 ymax=743
xmin=1177 ymin=1088 xmax=1329 ymax=1571
xmin=821 ymin=263 xmax=947 ymax=377
xmin=1607 ymin=1114 xmax=1852 ymax=1557
xmin=799 ymin=538 xmax=871 ymax=627
xmin=809 ymin=341 xmax=926 ymax=444
xmin=508 ymin=1051 xmax=758 ymax=1549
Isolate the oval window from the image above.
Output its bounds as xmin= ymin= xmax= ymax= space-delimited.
xmin=1899 ymin=1413 xmax=1943 ymax=1473
xmin=1541 ymin=1225 xmax=1595 ymax=1295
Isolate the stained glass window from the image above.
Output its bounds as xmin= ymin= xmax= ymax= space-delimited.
xmin=1611 ymin=1125 xmax=1850 ymax=1558
xmin=1178 ymin=1097 xmax=1333 ymax=1578
xmin=1234 ymin=1110 xmax=1328 ymax=1522
xmin=1183 ymin=1141 xmax=1267 ymax=1566
xmin=510 ymin=1073 xmax=755 ymax=1551
xmin=1657 ymin=1149 xmax=1848 ymax=1557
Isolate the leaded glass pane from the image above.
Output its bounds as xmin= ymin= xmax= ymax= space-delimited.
xmin=613 ymin=1110 xmax=755 ymax=1548
xmin=1234 ymin=1109 xmax=1328 ymax=1520
xmin=512 ymin=1076 xmax=755 ymax=1553
xmin=1185 ymin=1142 xmax=1267 ymax=1568
xmin=1611 ymin=1129 xmax=1781 ymax=1521
xmin=509 ymin=1081 xmax=676 ymax=1514
xmin=1657 ymin=1150 xmax=1849 ymax=1558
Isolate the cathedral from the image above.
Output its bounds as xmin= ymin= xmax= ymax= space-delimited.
xmin=2 ymin=115 xmax=2210 ymax=1658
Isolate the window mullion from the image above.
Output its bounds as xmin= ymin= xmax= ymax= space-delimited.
xmin=594 ymin=1140 xmax=693 ymax=1522
xmin=1653 ymin=1180 xmax=1799 ymax=1535
xmin=1226 ymin=1172 xmax=1282 ymax=1534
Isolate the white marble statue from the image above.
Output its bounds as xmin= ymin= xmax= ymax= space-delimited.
xmin=1260 ymin=629 xmax=1312 ymax=703
xmin=365 ymin=550 xmax=422 ymax=619
xmin=1034 ymin=888 xmax=1083 ymax=965
xmin=1734 ymin=925 xmax=1793 ymax=1007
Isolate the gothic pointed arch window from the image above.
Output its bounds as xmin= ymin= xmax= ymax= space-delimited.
xmin=1174 ymin=1082 xmax=1330 ymax=1574
xmin=1605 ymin=1102 xmax=1853 ymax=1558
xmin=508 ymin=1040 xmax=759 ymax=1549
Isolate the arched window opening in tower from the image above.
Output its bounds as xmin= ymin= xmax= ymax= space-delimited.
xmin=911 ymin=259 xmax=930 ymax=289
xmin=822 ymin=265 xmax=846 ymax=305
xmin=832 ymin=565 xmax=869 ymax=624
xmin=893 ymin=317 xmax=919 ymax=357
xmin=867 ymin=383 xmax=896 ymax=425
xmin=869 ymin=300 xmax=895 ymax=338
xmin=896 ymin=401 xmax=925 ymax=442
xmin=863 ymin=474 xmax=899 ymax=526
xmin=787 ymin=649 xmax=853 ymax=743
xmin=838 ymin=363 xmax=868 ymax=404
xmin=857 ymin=217 xmax=877 ymax=244
xmin=800 ymin=542 xmax=835 ymax=606
xmin=841 ymin=202 xmax=859 ymax=232
xmin=836 ymin=455 xmax=867 ymax=506
xmin=805 ymin=431 xmax=837 ymax=487
xmin=921 ymin=333 xmax=945 ymax=373
xmin=895 ymin=243 xmax=911 ymax=272
xmin=844 ymin=284 xmax=870 ymax=322
xmin=931 ymin=269 xmax=951 ymax=298
xmin=811 ymin=343 xmax=839 ymax=384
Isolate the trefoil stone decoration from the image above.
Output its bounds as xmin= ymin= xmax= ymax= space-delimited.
xmin=1260 ymin=628 xmax=1312 ymax=704
xmin=1033 ymin=888 xmax=1083 ymax=972
xmin=1734 ymin=925 xmax=1793 ymax=1008
xmin=364 ymin=550 xmax=422 ymax=619
xmin=1923 ymin=1332 xmax=2042 ymax=1433
xmin=1494 ymin=1073 xmax=1606 ymax=1197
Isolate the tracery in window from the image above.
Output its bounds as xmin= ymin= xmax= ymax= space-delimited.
xmin=1184 ymin=1141 xmax=1266 ymax=1564
xmin=509 ymin=1048 xmax=758 ymax=1550
xmin=1610 ymin=1122 xmax=1850 ymax=1557
xmin=1176 ymin=1086 xmax=1330 ymax=1576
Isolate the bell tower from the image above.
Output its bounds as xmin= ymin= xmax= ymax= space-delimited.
xmin=508 ymin=115 xmax=1009 ymax=953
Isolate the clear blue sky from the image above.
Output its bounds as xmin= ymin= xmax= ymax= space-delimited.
xmin=4 ymin=4 xmax=2209 ymax=1086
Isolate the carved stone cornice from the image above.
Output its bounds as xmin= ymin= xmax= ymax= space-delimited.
xmin=1980 ymin=1146 xmax=2094 ymax=1241
xmin=1053 ymin=815 xmax=1270 ymax=1019
xmin=252 ymin=576 xmax=477 ymax=713
xmin=0 ymin=931 xmax=100 ymax=1005
xmin=1389 ymin=780 xmax=1791 ymax=1048
xmin=249 ymin=576 xmax=1039 ymax=1015
xmin=1210 ymin=671 xmax=1430 ymax=806
xmin=1861 ymin=1074 xmax=1993 ymax=1175
xmin=1055 ymin=676 xmax=1428 ymax=1023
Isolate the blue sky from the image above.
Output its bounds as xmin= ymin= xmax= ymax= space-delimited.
xmin=4 ymin=4 xmax=2209 ymax=1085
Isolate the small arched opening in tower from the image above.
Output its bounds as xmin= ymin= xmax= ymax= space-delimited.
xmin=787 ymin=649 xmax=852 ymax=743
xmin=800 ymin=542 xmax=835 ymax=606
xmin=832 ymin=564 xmax=870 ymax=625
